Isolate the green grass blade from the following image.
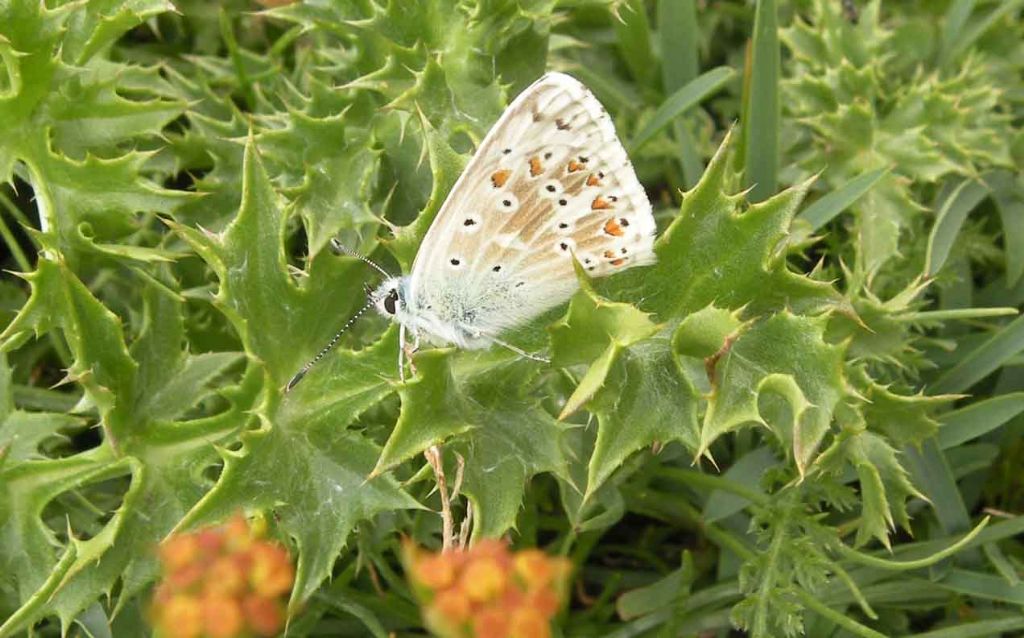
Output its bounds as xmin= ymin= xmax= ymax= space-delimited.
xmin=702 ymin=446 xmax=774 ymax=523
xmin=932 ymin=315 xmax=1024 ymax=394
xmin=903 ymin=439 xmax=971 ymax=536
xmin=936 ymin=568 xmax=1024 ymax=604
xmin=937 ymin=392 xmax=1024 ymax=449
xmin=944 ymin=0 xmax=1024 ymax=66
xmin=798 ymin=168 xmax=890 ymax=232
xmin=925 ymin=179 xmax=990 ymax=277
xmin=658 ymin=0 xmax=704 ymax=188
xmin=938 ymin=0 xmax=977 ymax=67
xmin=615 ymin=0 xmax=656 ymax=89
xmin=567 ymin=65 xmax=636 ymax=113
xmin=630 ymin=66 xmax=734 ymax=151
xmin=902 ymin=616 xmax=1024 ymax=638
xmin=741 ymin=0 xmax=780 ymax=202
xmin=12 ymin=384 xmax=81 ymax=412
xmin=982 ymin=542 xmax=1021 ymax=586
xmin=988 ymin=170 xmax=1024 ymax=287
xmin=658 ymin=0 xmax=698 ymax=90
xmin=218 ymin=9 xmax=255 ymax=110
xmin=956 ymin=514 xmax=1024 ymax=548
xmin=0 ymin=191 xmax=31 ymax=272
xmin=896 ymin=308 xmax=1017 ymax=322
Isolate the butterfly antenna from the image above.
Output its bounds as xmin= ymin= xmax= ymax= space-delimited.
xmin=285 ymin=299 xmax=375 ymax=392
xmin=330 ymin=239 xmax=392 ymax=279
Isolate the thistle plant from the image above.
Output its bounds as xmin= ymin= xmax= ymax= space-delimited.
xmin=1 ymin=1 xmax=1022 ymax=637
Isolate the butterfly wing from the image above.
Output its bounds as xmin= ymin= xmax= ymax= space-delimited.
xmin=407 ymin=72 xmax=655 ymax=345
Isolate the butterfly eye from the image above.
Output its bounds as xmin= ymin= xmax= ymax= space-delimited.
xmin=383 ymin=289 xmax=399 ymax=315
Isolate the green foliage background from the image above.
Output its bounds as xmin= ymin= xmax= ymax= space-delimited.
xmin=1 ymin=0 xmax=1023 ymax=636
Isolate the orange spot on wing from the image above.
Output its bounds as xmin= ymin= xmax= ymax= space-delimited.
xmin=567 ymin=160 xmax=584 ymax=173
xmin=529 ymin=156 xmax=543 ymax=177
xmin=586 ymin=174 xmax=602 ymax=187
xmin=591 ymin=196 xmax=611 ymax=210
xmin=603 ymin=250 xmax=615 ymax=258
xmin=491 ymin=169 xmax=511 ymax=188
xmin=603 ymin=219 xmax=624 ymax=237
xmin=610 ymin=258 xmax=626 ymax=266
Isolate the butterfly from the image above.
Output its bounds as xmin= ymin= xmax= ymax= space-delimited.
xmin=288 ymin=72 xmax=655 ymax=390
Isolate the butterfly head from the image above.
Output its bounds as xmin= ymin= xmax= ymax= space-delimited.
xmin=369 ymin=277 xmax=407 ymax=320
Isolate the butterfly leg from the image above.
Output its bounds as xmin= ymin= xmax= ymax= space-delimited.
xmin=403 ymin=340 xmax=419 ymax=377
xmin=398 ymin=324 xmax=407 ymax=382
xmin=483 ymin=334 xmax=551 ymax=364
xmin=398 ymin=324 xmax=419 ymax=382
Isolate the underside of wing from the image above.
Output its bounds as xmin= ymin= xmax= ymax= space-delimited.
xmin=409 ymin=72 xmax=656 ymax=338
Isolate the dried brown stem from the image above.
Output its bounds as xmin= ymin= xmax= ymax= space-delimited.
xmin=424 ymin=445 xmax=455 ymax=551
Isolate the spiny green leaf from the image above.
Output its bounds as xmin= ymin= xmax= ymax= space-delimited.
xmin=0 ymin=0 xmax=188 ymax=266
xmin=549 ymin=276 xmax=696 ymax=498
xmin=818 ymin=428 xmax=925 ymax=548
xmin=64 ymin=0 xmax=177 ymax=65
xmin=453 ymin=356 xmax=570 ymax=537
xmin=1 ymin=273 xmax=253 ymax=630
xmin=257 ymin=110 xmax=381 ymax=257
xmin=586 ymin=335 xmax=700 ymax=497
xmin=549 ymin=273 xmax=659 ymax=418
xmin=698 ymin=312 xmax=845 ymax=476
xmin=0 ymin=354 xmax=80 ymax=464
xmin=782 ymin=0 xmax=1014 ymax=277
xmin=375 ymin=349 xmax=570 ymax=537
xmin=23 ymin=141 xmax=192 ymax=265
xmin=1 ymin=259 xmax=138 ymax=442
xmin=856 ymin=370 xmax=950 ymax=448
xmin=0 ymin=447 xmax=130 ymax=636
xmin=621 ymin=131 xmax=840 ymax=320
xmin=672 ymin=304 xmax=745 ymax=359
xmin=386 ymin=118 xmax=466 ymax=271
xmin=47 ymin=78 xmax=185 ymax=156
xmin=180 ymin=331 xmax=419 ymax=609
xmin=386 ymin=56 xmax=504 ymax=142
xmin=170 ymin=138 xmax=372 ymax=388
xmin=373 ymin=349 xmax=475 ymax=474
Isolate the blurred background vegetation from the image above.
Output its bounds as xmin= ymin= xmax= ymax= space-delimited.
xmin=0 ymin=0 xmax=1022 ymax=636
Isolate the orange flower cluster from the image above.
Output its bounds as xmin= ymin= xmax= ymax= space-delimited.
xmin=151 ymin=515 xmax=294 ymax=638
xmin=405 ymin=540 xmax=572 ymax=638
